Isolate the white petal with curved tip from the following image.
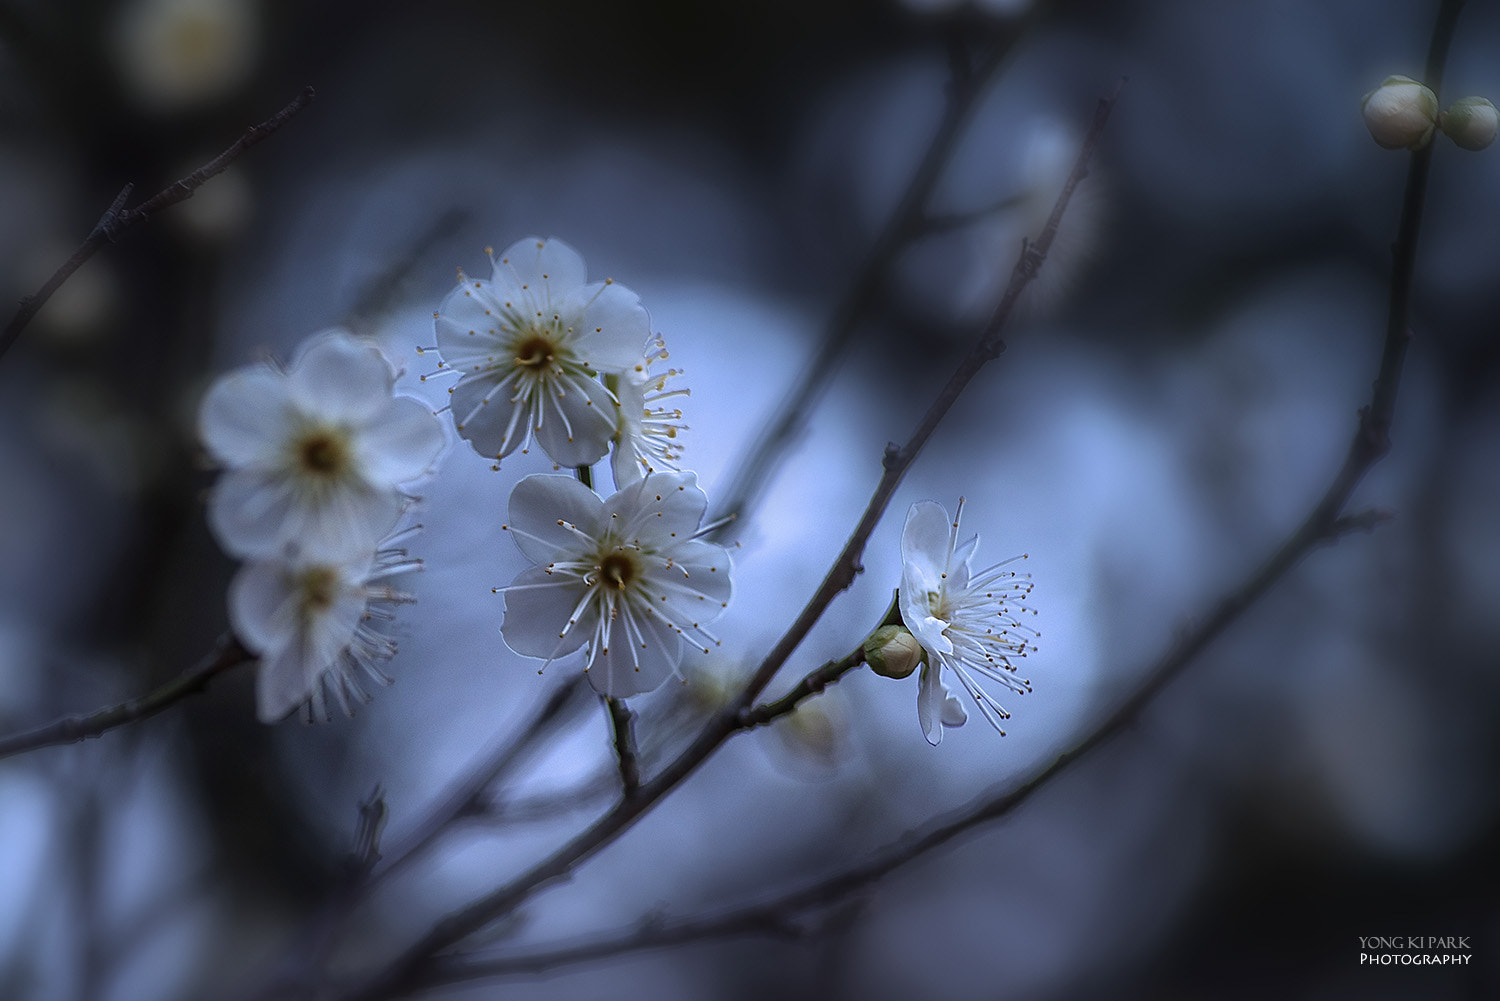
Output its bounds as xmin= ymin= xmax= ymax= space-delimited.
xmin=606 ymin=470 xmax=705 ymax=545
xmin=506 ymin=474 xmax=604 ymax=566
xmin=531 ymin=371 xmax=618 ymax=468
xmin=585 ymin=599 xmax=681 ymax=697
xmin=917 ymin=662 xmax=945 ymax=746
xmin=358 ymin=396 xmax=445 ymax=484
xmin=501 ymin=565 xmax=593 ymax=660
xmin=492 ymin=237 xmax=587 ymax=301
xmin=571 ymin=281 xmax=654 ymax=373
xmin=199 ymin=365 xmax=294 ymax=467
xmin=288 ymin=331 xmax=394 ymax=422
xmin=449 ymin=372 xmax=527 ymax=459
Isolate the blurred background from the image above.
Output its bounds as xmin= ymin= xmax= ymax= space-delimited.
xmin=2 ymin=0 xmax=1499 ymax=998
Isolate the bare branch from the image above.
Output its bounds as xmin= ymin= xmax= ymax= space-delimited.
xmin=0 ymin=635 xmax=252 ymax=760
xmin=0 ymin=86 xmax=316 ymax=362
xmin=708 ymin=21 xmax=1041 ymax=539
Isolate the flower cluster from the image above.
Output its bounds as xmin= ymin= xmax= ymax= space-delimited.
xmin=896 ymin=498 xmax=1037 ymax=744
xmin=199 ymin=329 xmax=444 ymax=722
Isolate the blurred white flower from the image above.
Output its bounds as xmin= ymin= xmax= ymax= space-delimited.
xmin=199 ymin=329 xmax=445 ymax=561
xmin=498 ymin=471 xmax=731 ymax=697
xmin=114 ymin=0 xmax=258 ymax=113
xmin=433 ymin=237 xmax=651 ymax=469
xmin=230 ymin=541 xmax=421 ymax=723
xmin=899 ymin=499 xmax=1036 ymax=744
xmin=609 ymin=335 xmax=688 ymax=489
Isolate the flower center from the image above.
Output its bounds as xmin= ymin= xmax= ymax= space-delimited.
xmin=514 ymin=333 xmax=555 ymax=370
xmin=298 ymin=566 xmax=341 ymax=613
xmin=598 ymin=551 xmax=637 ymax=591
xmin=926 ymin=590 xmax=948 ymax=620
xmin=295 ymin=427 xmax=350 ymax=478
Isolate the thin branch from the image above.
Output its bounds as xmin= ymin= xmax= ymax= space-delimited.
xmin=370 ymin=676 xmax=593 ymax=887
xmin=708 ymin=23 xmax=1038 ymax=540
xmin=330 ymin=82 xmax=1123 ymax=1001
xmin=0 ymin=635 xmax=252 ymax=760
xmin=0 ymin=86 xmax=316 ymax=362
xmin=740 ymin=645 xmax=867 ymax=731
xmin=603 ymin=697 xmax=641 ymax=798
xmin=349 ymin=785 xmax=390 ymax=881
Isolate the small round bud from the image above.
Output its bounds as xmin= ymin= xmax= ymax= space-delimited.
xmin=1441 ymin=96 xmax=1498 ymax=151
xmin=1362 ymin=75 xmax=1439 ymax=150
xmin=865 ymin=625 xmax=924 ymax=680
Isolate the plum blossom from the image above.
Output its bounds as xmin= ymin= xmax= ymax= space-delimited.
xmin=899 ymin=498 xmax=1037 ymax=744
xmin=609 ymin=335 xmax=688 ymax=489
xmin=229 ymin=541 xmax=421 ymax=723
xmin=498 ymin=470 xmax=731 ymax=697
xmin=432 ymin=237 xmax=651 ymax=468
xmin=199 ymin=329 xmax=445 ymax=560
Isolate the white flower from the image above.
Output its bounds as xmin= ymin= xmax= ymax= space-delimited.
xmin=432 ymin=237 xmax=651 ymax=468
xmin=899 ymin=498 xmax=1036 ymax=745
xmin=498 ymin=470 xmax=732 ymax=697
xmin=199 ymin=330 xmax=445 ymax=561
xmin=229 ymin=542 xmax=421 ymax=723
xmin=1362 ymin=76 xmax=1439 ymax=151
xmin=609 ymin=335 xmax=688 ymax=489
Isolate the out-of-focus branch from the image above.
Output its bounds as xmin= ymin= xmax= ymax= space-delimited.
xmin=370 ymin=676 xmax=593 ymax=886
xmin=708 ymin=21 xmax=1039 ymax=539
xmin=0 ymin=635 xmax=252 ymax=760
xmin=329 ymin=81 xmax=1123 ymax=1001
xmin=0 ymin=86 xmax=316 ymax=362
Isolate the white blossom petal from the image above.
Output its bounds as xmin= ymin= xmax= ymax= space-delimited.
xmin=917 ymin=662 xmax=946 ymax=746
xmin=199 ymin=365 xmax=295 ymax=466
xmin=288 ymin=331 xmax=395 ymax=422
xmin=491 ymin=237 xmax=588 ymax=299
xmin=357 ymin=396 xmax=446 ymax=484
xmin=569 ymin=281 xmax=654 ymax=373
xmin=530 ymin=370 xmax=619 ymax=468
xmin=585 ymin=599 xmax=682 ymax=697
xmin=449 ymin=372 xmax=526 ymax=461
xmin=507 ymin=474 xmax=606 ymax=565
xmin=500 ymin=565 xmax=595 ymax=660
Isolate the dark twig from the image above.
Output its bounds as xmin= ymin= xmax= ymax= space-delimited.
xmin=330 ymin=82 xmax=1124 ymax=1001
xmin=0 ymin=86 xmax=316 ymax=362
xmin=0 ymin=636 xmax=252 ymax=760
xmin=709 ymin=29 xmax=1034 ymax=540
xmin=350 ymin=786 xmax=390 ymax=880
xmin=604 ymin=697 xmax=641 ymax=797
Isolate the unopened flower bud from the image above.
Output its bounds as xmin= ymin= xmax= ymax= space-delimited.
xmin=1441 ymin=96 xmax=1498 ymax=151
xmin=865 ymin=625 xmax=924 ymax=680
xmin=1362 ymin=76 xmax=1438 ymax=150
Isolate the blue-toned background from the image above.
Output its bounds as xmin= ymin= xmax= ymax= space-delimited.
xmin=1 ymin=0 xmax=1497 ymax=998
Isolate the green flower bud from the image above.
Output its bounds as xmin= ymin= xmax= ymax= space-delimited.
xmin=865 ymin=625 xmax=924 ymax=680
xmin=1362 ymin=75 xmax=1439 ymax=151
xmin=1441 ymin=96 xmax=1499 ymax=151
